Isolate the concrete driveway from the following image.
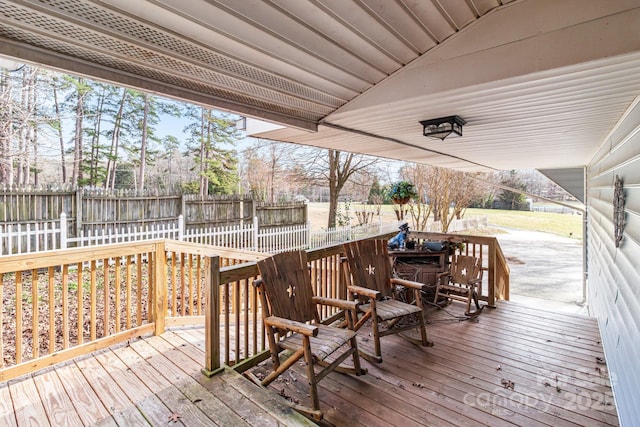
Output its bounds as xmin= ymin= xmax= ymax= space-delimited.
xmin=493 ymin=228 xmax=588 ymax=315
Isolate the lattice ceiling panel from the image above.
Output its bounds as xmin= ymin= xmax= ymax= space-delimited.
xmin=0 ymin=0 xmax=345 ymax=126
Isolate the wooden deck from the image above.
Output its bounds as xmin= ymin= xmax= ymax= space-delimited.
xmin=0 ymin=300 xmax=618 ymax=426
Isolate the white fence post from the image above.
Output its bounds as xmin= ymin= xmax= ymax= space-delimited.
xmin=253 ymin=216 xmax=259 ymax=251
xmin=60 ymin=213 xmax=67 ymax=249
xmin=178 ymin=215 xmax=184 ymax=241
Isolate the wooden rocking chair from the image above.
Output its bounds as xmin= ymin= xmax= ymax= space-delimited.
xmin=342 ymin=239 xmax=432 ymax=363
xmin=434 ymin=254 xmax=485 ymax=317
xmin=253 ymin=250 xmax=366 ymax=420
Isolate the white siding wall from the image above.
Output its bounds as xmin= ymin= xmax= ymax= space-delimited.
xmin=587 ymin=98 xmax=640 ymax=427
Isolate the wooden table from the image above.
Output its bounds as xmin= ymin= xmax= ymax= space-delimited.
xmin=389 ymin=250 xmax=448 ymax=302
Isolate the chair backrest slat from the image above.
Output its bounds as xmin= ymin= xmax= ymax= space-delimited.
xmin=343 ymin=239 xmax=393 ymax=298
xmin=450 ymin=254 xmax=482 ymax=285
xmin=257 ymin=251 xmax=316 ymax=323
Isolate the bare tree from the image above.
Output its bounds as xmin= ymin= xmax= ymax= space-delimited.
xmin=138 ymin=92 xmax=149 ymax=192
xmin=241 ymin=139 xmax=301 ymax=202
xmin=402 ymin=164 xmax=483 ymax=232
xmin=403 ymin=165 xmax=433 ymax=231
xmin=51 ymin=76 xmax=67 ymax=184
xmin=306 ymin=149 xmax=377 ymax=228
xmin=0 ymin=68 xmax=14 ymax=184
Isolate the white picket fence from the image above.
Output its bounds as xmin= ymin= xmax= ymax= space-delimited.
xmin=0 ymin=214 xmax=487 ymax=256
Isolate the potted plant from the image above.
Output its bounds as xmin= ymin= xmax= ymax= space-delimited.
xmin=388 ymin=180 xmax=417 ymax=220
xmin=388 ymin=180 xmax=418 ymax=205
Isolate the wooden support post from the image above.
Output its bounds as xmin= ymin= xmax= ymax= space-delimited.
xmin=202 ymin=255 xmax=223 ymax=377
xmin=154 ymin=242 xmax=167 ymax=336
xmin=487 ymin=239 xmax=496 ymax=308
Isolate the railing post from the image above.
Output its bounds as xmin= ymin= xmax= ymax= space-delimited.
xmin=202 ymin=255 xmax=222 ymax=377
xmin=153 ymin=241 xmax=167 ymax=335
xmin=487 ymin=239 xmax=496 ymax=308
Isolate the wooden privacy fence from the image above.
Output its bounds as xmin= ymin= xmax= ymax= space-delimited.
xmin=0 ymin=231 xmax=509 ymax=381
xmin=0 ymin=188 xmax=307 ymax=241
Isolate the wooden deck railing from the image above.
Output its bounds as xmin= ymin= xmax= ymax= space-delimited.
xmin=0 ymin=239 xmax=265 ymax=382
xmin=0 ymin=233 xmax=508 ymax=381
xmin=211 ymin=232 xmax=510 ymax=375
xmin=408 ymin=231 xmax=510 ymax=305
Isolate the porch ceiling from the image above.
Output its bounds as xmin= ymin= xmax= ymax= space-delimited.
xmin=1 ymin=0 xmax=640 ymax=172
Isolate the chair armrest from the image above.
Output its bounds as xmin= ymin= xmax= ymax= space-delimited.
xmin=312 ymin=296 xmax=359 ymax=311
xmin=347 ymin=285 xmax=381 ymax=299
xmin=391 ymin=277 xmax=426 ymax=290
xmin=264 ymin=316 xmax=318 ymax=336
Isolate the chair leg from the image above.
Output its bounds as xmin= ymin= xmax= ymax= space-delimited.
xmin=418 ymin=312 xmax=433 ymax=347
xmin=302 ymin=336 xmax=321 ymax=417
xmin=464 ymin=287 xmax=484 ymax=317
xmin=350 ymin=336 xmax=366 ymax=375
xmin=371 ymin=314 xmax=383 ymax=363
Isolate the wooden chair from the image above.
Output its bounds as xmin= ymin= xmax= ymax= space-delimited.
xmin=434 ymin=254 xmax=485 ymax=317
xmin=342 ymin=239 xmax=432 ymax=363
xmin=253 ymin=250 xmax=366 ymax=420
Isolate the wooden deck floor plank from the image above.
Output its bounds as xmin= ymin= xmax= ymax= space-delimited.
xmin=384 ymin=333 xmax=617 ymax=427
xmin=355 ymin=358 xmax=519 ymax=427
xmin=53 ymin=361 xmax=114 ymax=426
xmin=0 ymin=299 xmax=618 ymax=427
xmin=426 ymin=321 xmax=611 ymax=392
xmin=476 ymin=307 xmax=604 ymax=347
xmin=144 ymin=334 xmax=203 ymax=376
xmin=93 ymin=349 xmax=175 ymax=426
xmin=161 ymin=330 xmax=207 ymax=365
xmin=359 ymin=339 xmax=555 ymax=427
xmin=110 ymin=343 xmax=173 ymax=393
xmin=150 ymin=334 xmax=296 ymax=426
xmin=9 ymin=376 xmax=50 ymax=427
xmin=159 ymin=330 xmax=294 ymax=427
xmin=134 ymin=394 xmax=179 ymax=426
xmin=493 ymin=303 xmax=601 ymax=336
xmin=180 ymin=377 xmax=255 ymax=426
xmin=0 ymin=382 xmax=17 ymax=427
xmin=218 ymin=368 xmax=318 ymax=427
xmin=476 ymin=308 xmax=604 ymax=350
xmin=154 ymin=378 xmax=223 ymax=427
xmin=74 ymin=353 xmax=151 ymax=426
xmin=94 ymin=349 xmax=156 ymax=400
xmin=32 ymin=369 xmax=84 ymax=427
xmin=420 ymin=334 xmax=618 ymax=425
xmin=425 ymin=315 xmax=609 ymax=385
xmin=322 ymin=362 xmax=480 ymax=427
xmin=474 ymin=319 xmax=606 ymax=361
xmin=432 ymin=315 xmax=607 ymax=371
xmin=270 ymin=362 xmax=403 ymax=427
xmin=484 ymin=304 xmax=601 ymax=335
xmin=131 ymin=335 xmax=258 ymax=426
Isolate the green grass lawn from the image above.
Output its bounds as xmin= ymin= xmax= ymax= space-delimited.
xmin=323 ymin=202 xmax=584 ymax=240
xmin=464 ymin=208 xmax=583 ymax=240
xmin=366 ymin=203 xmax=583 ymax=241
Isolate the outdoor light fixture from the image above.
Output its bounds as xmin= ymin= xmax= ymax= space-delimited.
xmin=419 ymin=115 xmax=466 ymax=140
